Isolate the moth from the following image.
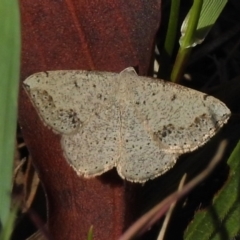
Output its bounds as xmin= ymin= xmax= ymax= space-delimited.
xmin=23 ymin=67 xmax=230 ymax=182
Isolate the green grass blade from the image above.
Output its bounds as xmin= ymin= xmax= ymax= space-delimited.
xmin=0 ymin=207 xmax=17 ymax=240
xmin=164 ymin=0 xmax=180 ymax=58
xmin=171 ymin=0 xmax=203 ymax=82
xmin=180 ymin=0 xmax=228 ymax=46
xmin=0 ymin=0 xmax=21 ymax=230
xmin=87 ymin=226 xmax=93 ymax=240
xmin=171 ymin=0 xmax=227 ymax=83
xmin=180 ymin=0 xmax=203 ymax=49
xmin=158 ymin=0 xmax=180 ymax=79
xmin=184 ymin=141 xmax=240 ymax=240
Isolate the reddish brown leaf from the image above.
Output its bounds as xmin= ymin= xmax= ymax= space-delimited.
xmin=19 ymin=0 xmax=161 ymax=239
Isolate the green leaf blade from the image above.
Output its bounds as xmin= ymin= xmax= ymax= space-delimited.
xmin=0 ymin=0 xmax=21 ymax=230
xmin=184 ymin=141 xmax=240 ymax=240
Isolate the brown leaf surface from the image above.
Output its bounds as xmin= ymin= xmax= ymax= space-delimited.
xmin=19 ymin=0 xmax=161 ymax=239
